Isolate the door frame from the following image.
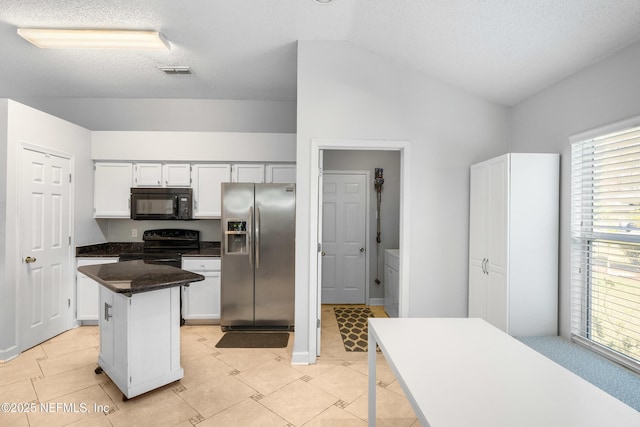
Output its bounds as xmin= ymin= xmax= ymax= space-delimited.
xmin=17 ymin=142 xmax=75 ymax=352
xmin=322 ymin=170 xmax=371 ymax=305
xmin=309 ymin=139 xmax=411 ymax=360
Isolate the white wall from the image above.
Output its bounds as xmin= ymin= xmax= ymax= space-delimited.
xmin=0 ymin=100 xmax=9 ymax=354
xmin=511 ymin=40 xmax=640 ymax=338
xmin=293 ymin=41 xmax=511 ymax=363
xmin=0 ymin=99 xmax=101 ymax=360
xmin=323 ymin=150 xmax=400 ymax=302
xmin=92 ymin=131 xmax=296 ymax=162
xmin=13 ymin=98 xmax=296 ymax=133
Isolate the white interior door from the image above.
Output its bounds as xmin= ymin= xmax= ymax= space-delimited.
xmin=20 ymin=147 xmax=72 ymax=350
xmin=321 ymin=172 xmax=367 ymax=304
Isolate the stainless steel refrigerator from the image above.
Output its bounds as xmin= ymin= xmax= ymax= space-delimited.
xmin=220 ymin=183 xmax=295 ymax=330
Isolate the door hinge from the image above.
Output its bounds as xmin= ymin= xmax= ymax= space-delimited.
xmin=69 ymin=173 xmax=72 ymax=183
xmin=317 ymin=243 xmax=322 ymax=253
xmin=317 ymin=319 xmax=320 ymax=328
xmin=68 ymin=299 xmax=71 ymax=308
xmin=68 ymin=236 xmax=71 ymax=245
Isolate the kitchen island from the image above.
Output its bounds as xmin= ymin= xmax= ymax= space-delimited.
xmin=78 ymin=260 xmax=204 ymax=400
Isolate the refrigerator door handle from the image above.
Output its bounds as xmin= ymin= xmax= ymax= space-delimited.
xmin=256 ymin=207 xmax=261 ymax=269
xmin=248 ymin=207 xmax=253 ymax=268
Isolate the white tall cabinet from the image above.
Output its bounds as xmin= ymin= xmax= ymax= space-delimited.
xmin=468 ymin=153 xmax=559 ymax=337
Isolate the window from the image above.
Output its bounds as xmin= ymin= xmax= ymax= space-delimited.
xmin=571 ymin=121 xmax=640 ymax=372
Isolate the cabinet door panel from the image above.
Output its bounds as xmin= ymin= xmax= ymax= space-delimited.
xmin=135 ymin=163 xmax=163 ymax=186
xmin=192 ymin=164 xmax=230 ymax=218
xmin=163 ymin=164 xmax=191 ymax=186
xmin=94 ymin=163 xmax=132 ymax=218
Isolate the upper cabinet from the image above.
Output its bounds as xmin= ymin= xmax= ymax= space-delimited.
xmin=162 ymin=163 xmax=192 ymax=186
xmin=266 ymin=164 xmax=296 ymax=183
xmin=232 ymin=164 xmax=265 ymax=183
xmin=134 ymin=163 xmax=191 ymax=187
xmin=94 ymin=162 xmax=133 ymax=218
xmin=192 ymin=164 xmax=231 ymax=218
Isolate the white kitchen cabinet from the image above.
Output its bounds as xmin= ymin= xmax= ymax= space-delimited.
xmin=98 ymin=285 xmax=183 ymax=399
xmin=134 ymin=162 xmax=163 ymax=186
xmin=133 ymin=162 xmax=191 ymax=187
xmin=266 ymin=163 xmax=296 ymax=183
xmin=181 ymin=257 xmax=221 ymax=323
xmin=468 ymin=153 xmax=559 ymax=336
xmin=76 ymin=257 xmax=118 ymax=322
xmin=192 ymin=163 xmax=231 ymax=218
xmin=384 ymin=249 xmax=399 ymax=318
xmin=162 ymin=163 xmax=191 ymax=186
xmin=94 ymin=162 xmax=133 ymax=218
xmin=232 ymin=164 xmax=265 ymax=183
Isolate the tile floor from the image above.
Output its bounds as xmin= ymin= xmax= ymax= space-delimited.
xmin=0 ymin=305 xmax=420 ymax=426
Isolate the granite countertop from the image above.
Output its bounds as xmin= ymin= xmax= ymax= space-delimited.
xmin=78 ymin=260 xmax=205 ymax=296
xmin=76 ymin=241 xmax=221 ymax=258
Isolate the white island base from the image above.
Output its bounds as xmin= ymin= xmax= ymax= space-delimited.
xmin=97 ymin=285 xmax=183 ymax=400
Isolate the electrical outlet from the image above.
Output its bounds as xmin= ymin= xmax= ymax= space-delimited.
xmin=132 ymin=228 xmax=138 ymax=238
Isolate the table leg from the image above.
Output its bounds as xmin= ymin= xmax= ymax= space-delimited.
xmin=368 ymin=320 xmax=376 ymax=426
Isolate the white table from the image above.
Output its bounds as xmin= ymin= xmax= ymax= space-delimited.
xmin=368 ymin=318 xmax=640 ymax=426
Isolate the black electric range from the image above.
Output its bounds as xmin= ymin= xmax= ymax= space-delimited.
xmin=118 ymin=229 xmax=200 ymax=268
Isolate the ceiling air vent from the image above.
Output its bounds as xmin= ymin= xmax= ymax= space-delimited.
xmin=158 ymin=66 xmax=192 ymax=75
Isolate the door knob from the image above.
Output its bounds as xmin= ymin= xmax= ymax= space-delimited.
xmin=24 ymin=256 xmax=37 ymax=263
xmin=321 ymin=251 xmax=326 ymax=256
xmin=360 ymin=247 xmax=365 ymax=253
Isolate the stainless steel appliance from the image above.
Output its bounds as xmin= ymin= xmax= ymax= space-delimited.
xmin=130 ymin=187 xmax=193 ymax=220
xmin=221 ymin=183 xmax=295 ymax=330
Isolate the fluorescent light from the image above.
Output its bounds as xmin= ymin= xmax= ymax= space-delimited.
xmin=17 ymin=28 xmax=170 ymax=50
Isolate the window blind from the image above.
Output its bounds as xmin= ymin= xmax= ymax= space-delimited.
xmin=571 ymin=124 xmax=640 ymax=372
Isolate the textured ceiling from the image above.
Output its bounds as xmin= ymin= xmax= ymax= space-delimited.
xmin=1 ymin=0 xmax=639 ymax=106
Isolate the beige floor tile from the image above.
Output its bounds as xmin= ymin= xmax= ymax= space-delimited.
xmin=215 ymin=348 xmax=279 ymax=372
xmin=41 ymin=334 xmax=99 ymax=359
xmin=260 ymin=379 xmax=338 ymax=426
xmin=45 ymin=326 xmax=99 ymax=345
xmin=178 ymin=371 xmax=256 ymax=418
xmin=32 ymin=364 xmax=109 ymax=402
xmin=303 ymin=405 xmax=367 ymax=426
xmin=0 ymin=379 xmax=37 ymax=405
xmin=0 ymin=379 xmax=37 ymax=427
xmin=38 ymin=347 xmax=98 ymax=378
xmin=348 ymin=356 xmax=398 ymax=386
xmin=180 ymin=332 xmax=217 ymax=362
xmin=345 ymin=385 xmax=417 ymax=422
xmin=308 ymin=364 xmax=368 ymax=403
xmin=26 ymin=384 xmax=113 ymax=427
xmin=236 ymin=359 xmax=303 ymax=395
xmin=106 ymin=387 xmax=198 ymax=427
xmin=0 ymin=359 xmax=43 ymax=387
xmin=0 ymin=412 xmax=29 ymax=427
xmin=197 ymin=398 xmax=289 ymax=427
xmin=179 ymin=354 xmax=235 ymax=389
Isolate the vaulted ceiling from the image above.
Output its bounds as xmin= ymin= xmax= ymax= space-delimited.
xmin=1 ymin=0 xmax=640 ymax=106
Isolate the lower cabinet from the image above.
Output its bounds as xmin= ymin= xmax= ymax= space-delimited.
xmin=76 ymin=257 xmax=118 ymax=322
xmin=98 ymin=285 xmax=183 ymax=399
xmin=181 ymin=257 xmax=221 ymax=324
xmin=384 ymin=250 xmax=399 ymax=317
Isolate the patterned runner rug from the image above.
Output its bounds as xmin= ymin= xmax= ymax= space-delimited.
xmin=333 ymin=306 xmax=375 ymax=352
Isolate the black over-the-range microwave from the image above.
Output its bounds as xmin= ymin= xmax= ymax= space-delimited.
xmin=130 ymin=187 xmax=193 ymax=220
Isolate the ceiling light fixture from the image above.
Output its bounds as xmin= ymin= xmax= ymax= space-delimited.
xmin=16 ymin=28 xmax=170 ymax=50
xmin=314 ymin=0 xmax=334 ymax=4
